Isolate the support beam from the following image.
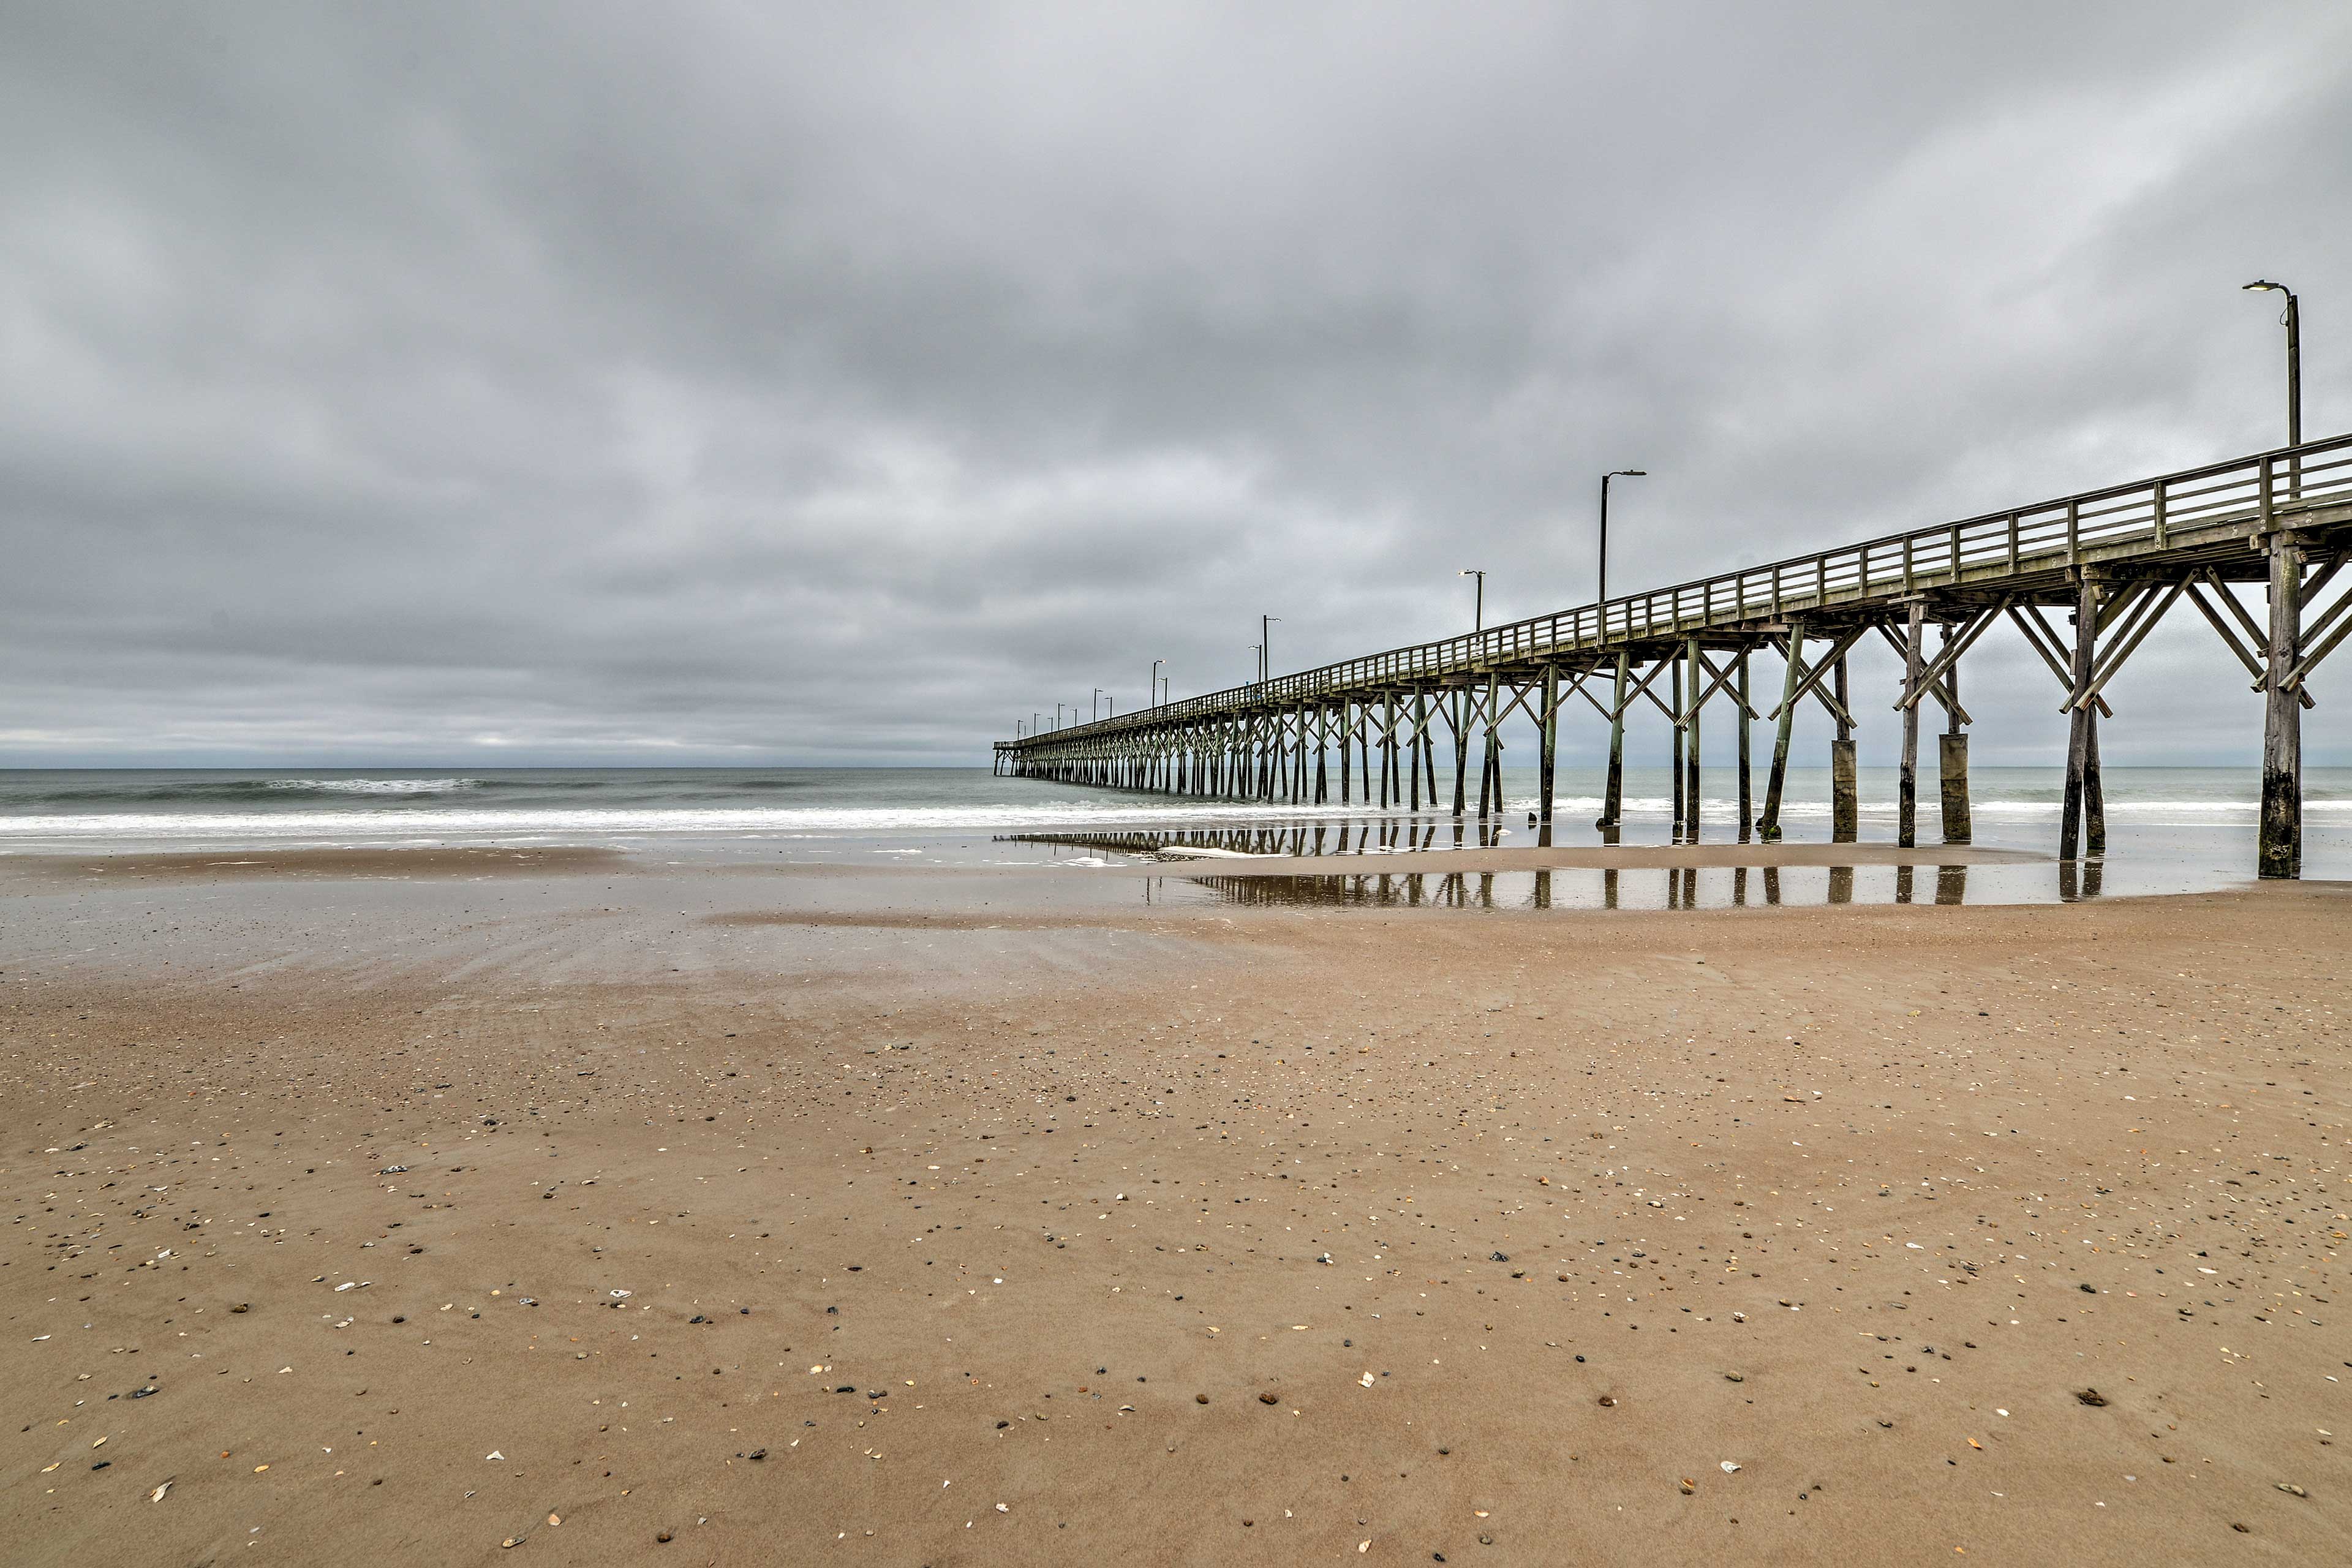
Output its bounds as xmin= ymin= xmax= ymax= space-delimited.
xmin=1758 ymin=623 xmax=1802 ymax=842
xmin=2059 ymin=577 xmax=2105 ymax=861
xmin=2282 ymin=573 xmax=2352 ymax=688
xmin=1736 ymin=649 xmax=1753 ymax=843
xmin=1899 ymin=604 xmax=1998 ymax=708
xmin=1940 ymin=622 xmax=1971 ymax=843
xmin=1450 ymin=689 xmax=1469 ymax=817
xmin=2260 ymin=536 xmax=2303 ymax=878
xmin=1830 ymin=652 xmax=1856 ymax=843
xmin=2073 ymin=577 xmax=2188 ymax=709
xmin=1690 ymin=648 xmax=1762 ymax=720
xmin=2008 ymin=604 xmax=2116 ymax=718
xmin=1765 ymin=624 xmax=1868 ymax=723
xmin=1899 ymin=601 xmax=1922 ymax=848
xmin=1476 ymin=674 xmax=1500 ymax=821
xmin=1600 ymin=653 xmax=1629 ymax=831
xmin=1670 ymin=658 xmax=1686 ymax=838
xmin=1539 ymin=665 xmax=1559 ymax=831
xmin=1683 ymin=636 xmax=1702 ymax=840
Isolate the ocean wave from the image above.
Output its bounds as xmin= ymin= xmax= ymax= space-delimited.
xmin=262 ymin=777 xmax=485 ymax=797
xmin=0 ymin=776 xmax=492 ymax=805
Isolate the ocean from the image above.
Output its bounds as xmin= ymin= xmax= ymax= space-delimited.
xmin=1 ymin=766 xmax=2345 ymax=888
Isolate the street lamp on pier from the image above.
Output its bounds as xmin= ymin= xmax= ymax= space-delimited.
xmin=2242 ymin=279 xmax=2301 ymax=450
xmin=1599 ymin=470 xmax=1646 ymax=605
xmin=1460 ymin=568 xmax=1485 ymax=631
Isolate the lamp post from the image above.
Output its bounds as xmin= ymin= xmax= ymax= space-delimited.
xmin=1150 ymin=659 xmax=1163 ymax=709
xmin=1262 ymin=614 xmax=1280 ymax=680
xmin=2242 ymin=280 xmax=2301 ymax=450
xmin=1159 ymin=676 xmax=1169 ymax=706
xmin=1599 ymin=470 xmax=1646 ymax=605
xmin=1093 ymin=687 xmax=1105 ymax=722
xmin=1460 ymin=568 xmax=1485 ymax=631
xmin=1250 ymin=644 xmax=1262 ymax=684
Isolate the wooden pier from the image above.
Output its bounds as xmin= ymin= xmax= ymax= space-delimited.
xmin=997 ymin=435 xmax=2352 ymax=876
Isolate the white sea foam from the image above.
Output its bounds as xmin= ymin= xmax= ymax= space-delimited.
xmin=263 ymin=777 xmax=484 ymax=795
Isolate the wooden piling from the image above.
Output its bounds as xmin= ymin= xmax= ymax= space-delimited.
xmin=1315 ymin=706 xmax=1329 ymax=804
xmin=1670 ymin=659 xmax=1686 ymax=837
xmin=1735 ymin=649 xmax=1752 ymax=843
xmin=1409 ymin=693 xmax=1425 ymax=812
xmin=1898 ymin=601 xmax=1923 ymax=848
xmin=1539 ymin=665 xmax=1559 ymax=827
xmin=2059 ymin=577 xmax=2105 ymax=859
xmin=1381 ymin=694 xmax=1396 ymax=809
xmin=1939 ymin=625 xmax=1971 ymax=843
xmin=1831 ymin=650 xmax=1856 ymax=843
xmin=1450 ymin=690 xmax=1469 ymax=817
xmin=1600 ymin=652 xmax=1629 ymax=829
xmin=1684 ymin=637 xmax=1702 ymax=840
xmin=1337 ymin=702 xmax=1350 ymax=804
xmin=2259 ymin=535 xmax=2303 ymax=878
xmin=1760 ymin=624 xmax=1801 ymax=842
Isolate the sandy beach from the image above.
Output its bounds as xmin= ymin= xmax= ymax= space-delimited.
xmin=2 ymin=849 xmax=2346 ymax=1566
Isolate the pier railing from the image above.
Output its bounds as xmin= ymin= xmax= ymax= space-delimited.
xmin=1010 ymin=432 xmax=2352 ymax=747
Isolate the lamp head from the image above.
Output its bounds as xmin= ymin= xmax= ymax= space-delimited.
xmin=2244 ymin=280 xmax=2282 ymax=293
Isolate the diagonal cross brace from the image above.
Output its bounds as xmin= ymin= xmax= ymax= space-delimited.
xmin=1689 ymin=648 xmax=1762 ymax=722
xmin=2283 ymin=576 xmax=2352 ymax=692
xmin=1873 ymin=621 xmax=1974 ymax=725
xmin=2182 ymin=582 xmax=2316 ymax=709
xmin=2070 ymin=577 xmax=2189 ymax=710
xmin=1894 ymin=603 xmax=2002 ymax=713
xmin=1766 ymin=634 xmax=1858 ymax=730
xmin=2006 ymin=604 xmax=2115 ymax=718
xmin=1611 ymin=654 xmax=1683 ymax=723
xmin=1764 ymin=625 xmax=1867 ymax=723
xmin=1490 ymin=679 xmax=1544 ymax=733
xmin=1569 ymin=668 xmax=1618 ymax=721
xmin=2283 ymin=573 xmax=2352 ymax=691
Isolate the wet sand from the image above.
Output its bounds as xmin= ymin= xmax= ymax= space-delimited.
xmin=2 ymin=851 xmax=2346 ymax=1566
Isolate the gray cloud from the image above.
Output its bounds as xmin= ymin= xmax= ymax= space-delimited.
xmin=2 ymin=1 xmax=2347 ymax=766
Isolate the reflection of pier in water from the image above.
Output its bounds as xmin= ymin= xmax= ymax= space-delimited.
xmin=998 ymin=817 xmax=1510 ymax=858
xmin=1179 ymin=861 xmax=1983 ymax=911
xmin=998 ymin=826 xmax=2108 ymax=907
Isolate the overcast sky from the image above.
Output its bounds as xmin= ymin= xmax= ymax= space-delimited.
xmin=3 ymin=1 xmax=2347 ymax=768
